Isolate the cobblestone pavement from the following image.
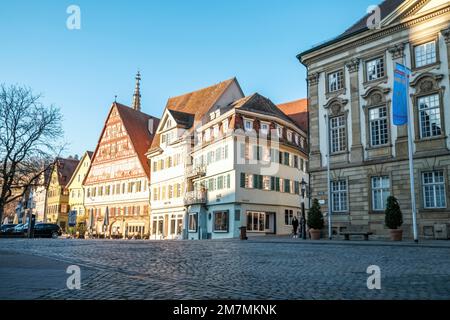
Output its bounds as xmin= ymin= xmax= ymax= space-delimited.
xmin=0 ymin=238 xmax=449 ymax=300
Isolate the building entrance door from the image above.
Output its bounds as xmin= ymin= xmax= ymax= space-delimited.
xmin=246 ymin=211 xmax=275 ymax=234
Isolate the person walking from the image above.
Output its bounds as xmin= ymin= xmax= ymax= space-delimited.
xmin=292 ymin=216 xmax=299 ymax=238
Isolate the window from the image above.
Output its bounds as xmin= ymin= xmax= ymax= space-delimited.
xmin=423 ymin=171 xmax=446 ymax=209
xmin=222 ymin=120 xmax=229 ymax=133
xmin=214 ymin=211 xmax=229 ymax=232
xmin=418 ymin=94 xmax=441 ymax=138
xmin=213 ymin=125 xmax=219 ymax=138
xmin=204 ymin=129 xmax=211 ymax=141
xmin=284 ymin=209 xmax=294 ymax=225
xmin=260 ymin=122 xmax=269 ymax=135
xmin=283 ymin=152 xmax=290 ymax=166
xmin=217 ymin=176 xmax=224 ymax=190
xmin=188 ymin=213 xmax=198 ymax=232
xmin=277 ymin=125 xmax=283 ymax=137
xmin=295 ymin=134 xmax=299 ymax=145
xmin=369 ymin=106 xmax=389 ymax=146
xmin=372 ymin=176 xmax=390 ymax=211
xmin=263 ymin=176 xmax=271 ymax=190
xmin=332 ymin=180 xmax=348 ymax=212
xmin=294 ymin=155 xmax=299 ymax=168
xmin=366 ymin=57 xmax=385 ymax=81
xmin=330 ymin=116 xmax=346 ymax=153
xmin=284 ymin=179 xmax=291 ymax=193
xmin=287 ymin=131 xmax=293 ymax=142
xmin=414 ymin=41 xmax=436 ymax=68
xmin=244 ymin=120 xmax=253 ymax=132
xmin=328 ymin=70 xmax=344 ymax=92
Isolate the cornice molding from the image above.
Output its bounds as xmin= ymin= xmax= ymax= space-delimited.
xmin=302 ymin=6 xmax=450 ymax=66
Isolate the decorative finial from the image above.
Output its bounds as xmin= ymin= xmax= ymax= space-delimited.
xmin=114 ymin=95 xmax=117 ymax=103
xmin=132 ymin=71 xmax=141 ymax=111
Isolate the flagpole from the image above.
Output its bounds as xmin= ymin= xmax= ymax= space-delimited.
xmin=325 ymin=114 xmax=332 ymax=240
xmin=402 ymin=54 xmax=419 ymax=243
xmin=405 ymin=70 xmax=419 ymax=243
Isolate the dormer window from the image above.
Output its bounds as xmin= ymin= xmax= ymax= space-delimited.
xmin=222 ymin=119 xmax=229 ymax=133
xmin=213 ymin=125 xmax=219 ymax=138
xmin=277 ymin=125 xmax=283 ymax=138
xmin=287 ymin=130 xmax=293 ymax=142
xmin=244 ymin=119 xmax=253 ymax=132
xmin=260 ymin=122 xmax=270 ymax=135
xmin=294 ymin=134 xmax=299 ymax=145
xmin=210 ymin=112 xmax=216 ymax=121
xmin=204 ymin=128 xmax=211 ymax=141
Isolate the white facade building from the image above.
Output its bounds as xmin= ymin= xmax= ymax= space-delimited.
xmin=148 ymin=78 xmax=309 ymax=240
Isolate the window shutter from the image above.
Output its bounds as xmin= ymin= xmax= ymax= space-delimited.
xmin=271 ymin=177 xmax=275 ymax=191
xmin=240 ymin=173 xmax=246 ymax=188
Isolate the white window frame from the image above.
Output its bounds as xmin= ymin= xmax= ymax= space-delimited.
xmin=414 ymin=41 xmax=437 ymax=68
xmin=422 ymin=171 xmax=446 ymax=209
xmin=328 ymin=70 xmax=344 ymax=92
xmin=371 ymin=176 xmax=390 ymax=211
xmin=330 ymin=115 xmax=346 ymax=153
xmin=260 ymin=121 xmax=270 ymax=136
xmin=418 ymin=94 xmax=442 ymax=139
xmin=244 ymin=119 xmax=254 ymax=132
xmin=369 ymin=106 xmax=389 ymax=147
xmin=332 ymin=180 xmax=348 ymax=213
xmin=366 ymin=57 xmax=385 ymax=81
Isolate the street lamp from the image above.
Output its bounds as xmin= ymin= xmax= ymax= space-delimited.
xmin=300 ymin=178 xmax=307 ymax=240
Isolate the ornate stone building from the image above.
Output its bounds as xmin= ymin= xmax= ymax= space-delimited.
xmin=84 ymin=73 xmax=160 ymax=238
xmin=298 ymin=0 xmax=450 ymax=239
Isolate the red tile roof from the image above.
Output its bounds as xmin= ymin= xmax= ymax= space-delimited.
xmin=89 ymin=102 xmax=160 ymax=179
xmin=149 ymin=78 xmax=238 ymax=151
xmin=55 ymin=157 xmax=80 ymax=187
xmin=277 ymin=98 xmax=308 ymax=133
xmin=115 ymin=103 xmax=160 ymax=177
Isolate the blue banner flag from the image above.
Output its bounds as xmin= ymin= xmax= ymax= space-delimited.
xmin=393 ymin=63 xmax=411 ymax=126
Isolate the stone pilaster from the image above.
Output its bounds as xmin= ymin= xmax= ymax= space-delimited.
xmin=345 ymin=58 xmax=364 ymax=163
xmin=307 ymin=72 xmax=322 ymax=170
xmin=442 ymin=28 xmax=450 ymax=81
xmin=388 ymin=42 xmax=408 ymax=158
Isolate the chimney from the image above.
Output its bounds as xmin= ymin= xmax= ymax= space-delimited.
xmin=148 ymin=118 xmax=154 ymax=134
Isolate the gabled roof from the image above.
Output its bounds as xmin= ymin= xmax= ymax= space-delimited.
xmin=115 ymin=103 xmax=160 ymax=177
xmin=55 ymin=157 xmax=80 ymax=187
xmin=341 ymin=0 xmax=406 ymax=38
xmin=167 ymin=109 xmax=195 ymax=128
xmin=278 ymin=99 xmax=308 ymax=133
xmin=66 ymin=151 xmax=94 ymax=188
xmin=230 ymin=93 xmax=301 ymax=129
xmin=149 ymin=78 xmax=239 ymax=151
xmin=89 ymin=102 xmax=160 ymax=179
xmin=298 ymin=0 xmax=407 ymax=58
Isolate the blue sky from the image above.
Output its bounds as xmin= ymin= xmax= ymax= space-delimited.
xmin=0 ymin=0 xmax=376 ymax=157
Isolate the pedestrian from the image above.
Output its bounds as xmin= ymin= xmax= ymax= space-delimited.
xmin=292 ymin=216 xmax=299 ymax=238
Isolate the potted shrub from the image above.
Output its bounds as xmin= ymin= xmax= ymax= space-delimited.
xmin=307 ymin=198 xmax=324 ymax=240
xmin=385 ymin=196 xmax=403 ymax=241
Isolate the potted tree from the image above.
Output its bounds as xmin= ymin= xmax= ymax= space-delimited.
xmin=385 ymin=196 xmax=403 ymax=241
xmin=307 ymin=198 xmax=324 ymax=240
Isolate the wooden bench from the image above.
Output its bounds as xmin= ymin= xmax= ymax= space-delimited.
xmin=341 ymin=232 xmax=373 ymax=241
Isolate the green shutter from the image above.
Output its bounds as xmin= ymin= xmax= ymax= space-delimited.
xmin=240 ymin=173 xmax=246 ymax=188
xmin=276 ymin=177 xmax=280 ymax=191
xmin=253 ymin=174 xmax=258 ymax=189
xmin=270 ymin=177 xmax=275 ymax=191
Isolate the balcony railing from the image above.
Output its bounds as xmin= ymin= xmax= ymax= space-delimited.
xmin=185 ymin=165 xmax=206 ymax=179
xmin=184 ymin=191 xmax=207 ymax=205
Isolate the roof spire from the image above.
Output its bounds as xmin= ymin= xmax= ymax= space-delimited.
xmin=132 ymin=71 xmax=141 ymax=111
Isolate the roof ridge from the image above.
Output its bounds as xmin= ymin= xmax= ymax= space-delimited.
xmin=166 ymin=77 xmax=236 ymax=101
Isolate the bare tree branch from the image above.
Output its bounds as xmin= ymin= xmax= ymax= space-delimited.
xmin=0 ymin=84 xmax=64 ymax=223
